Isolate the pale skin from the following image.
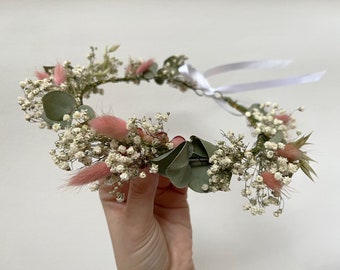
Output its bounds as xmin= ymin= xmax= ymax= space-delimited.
xmin=99 ymin=171 xmax=195 ymax=270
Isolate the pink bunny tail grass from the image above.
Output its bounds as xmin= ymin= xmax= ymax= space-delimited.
xmin=68 ymin=162 xmax=111 ymax=187
xmin=54 ymin=63 xmax=67 ymax=85
xmin=89 ymin=115 xmax=129 ymax=140
xmin=136 ymin=59 xmax=154 ymax=75
xmin=35 ymin=71 xmax=50 ymax=80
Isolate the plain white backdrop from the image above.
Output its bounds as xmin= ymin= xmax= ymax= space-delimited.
xmin=1 ymin=1 xmax=340 ymax=269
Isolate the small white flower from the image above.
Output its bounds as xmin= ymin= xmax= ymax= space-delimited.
xmin=149 ymin=164 xmax=158 ymax=174
xmin=266 ymin=150 xmax=274 ymax=158
xmin=115 ymin=164 xmax=125 ymax=173
xmin=74 ymin=151 xmax=85 ymax=159
xmin=93 ymin=146 xmax=102 ymax=154
xmin=52 ymin=123 xmax=61 ymax=131
xmin=201 ymin=184 xmax=209 ymax=191
xmin=118 ymin=145 xmax=126 ymax=154
xmin=274 ymin=172 xmax=283 ymax=181
xmin=126 ymin=146 xmax=135 ymax=155
xmin=63 ymin=114 xmax=71 ymax=121
xmin=73 ymin=111 xmax=81 ymax=119
xmin=120 ymin=172 xmax=129 ymax=181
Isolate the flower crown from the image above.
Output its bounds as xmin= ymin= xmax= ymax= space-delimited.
xmin=18 ymin=45 xmax=324 ymax=217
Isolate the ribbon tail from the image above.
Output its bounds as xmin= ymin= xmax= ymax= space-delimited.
xmin=203 ymin=60 xmax=292 ymax=77
xmin=215 ymin=71 xmax=326 ymax=95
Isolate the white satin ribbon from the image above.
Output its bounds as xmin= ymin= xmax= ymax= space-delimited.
xmin=178 ymin=60 xmax=325 ymax=97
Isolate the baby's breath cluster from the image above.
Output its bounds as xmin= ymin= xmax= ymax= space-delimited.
xmin=49 ymin=109 xmax=107 ymax=171
xmin=103 ymin=113 xmax=173 ymax=189
xmin=205 ymin=102 xmax=314 ymax=216
xmin=206 ymin=132 xmax=250 ymax=192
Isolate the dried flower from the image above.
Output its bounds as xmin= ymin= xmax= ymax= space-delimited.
xmin=69 ymin=162 xmax=111 ymax=186
xmin=89 ymin=115 xmax=129 ymax=141
xmin=277 ymin=143 xmax=303 ymax=162
xmin=136 ymin=59 xmax=154 ymax=75
xmin=35 ymin=71 xmax=49 ymax=80
xmin=53 ymin=63 xmax=67 ymax=85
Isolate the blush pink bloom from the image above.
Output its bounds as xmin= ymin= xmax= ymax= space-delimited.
xmin=68 ymin=162 xmax=111 ymax=186
xmin=54 ymin=63 xmax=67 ymax=85
xmin=136 ymin=59 xmax=154 ymax=75
xmin=261 ymin=171 xmax=283 ymax=193
xmin=277 ymin=144 xmax=303 ymax=162
xmin=275 ymin=114 xmax=291 ymax=124
xmin=35 ymin=70 xmax=50 ymax=80
xmin=89 ymin=115 xmax=129 ymax=141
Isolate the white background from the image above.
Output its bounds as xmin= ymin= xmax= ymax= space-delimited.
xmin=1 ymin=1 xmax=340 ymax=269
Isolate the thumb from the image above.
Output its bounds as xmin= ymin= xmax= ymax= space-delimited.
xmin=125 ymin=171 xmax=158 ymax=223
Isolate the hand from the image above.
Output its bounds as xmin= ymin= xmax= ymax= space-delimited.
xmin=99 ymin=171 xmax=195 ymax=270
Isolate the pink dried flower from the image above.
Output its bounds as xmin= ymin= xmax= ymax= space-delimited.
xmin=35 ymin=70 xmax=50 ymax=80
xmin=261 ymin=171 xmax=283 ymax=194
xmin=275 ymin=114 xmax=291 ymax=124
xmin=89 ymin=115 xmax=129 ymax=141
xmin=136 ymin=59 xmax=154 ymax=75
xmin=54 ymin=63 xmax=67 ymax=85
xmin=68 ymin=162 xmax=110 ymax=186
xmin=277 ymin=143 xmax=303 ymax=162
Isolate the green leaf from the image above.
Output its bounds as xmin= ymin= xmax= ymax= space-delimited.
xmin=299 ymin=159 xmax=317 ymax=181
xmin=162 ymin=142 xmax=192 ymax=188
xmin=294 ymin=133 xmax=312 ymax=148
xmin=270 ymin=130 xmax=284 ymax=143
xmin=188 ymin=165 xmax=211 ymax=192
xmin=143 ymin=63 xmax=158 ymax=80
xmin=152 ymin=141 xmax=188 ymax=175
xmin=152 ymin=136 xmax=217 ymax=191
xmin=191 ymin=136 xmax=218 ymax=157
xmin=42 ymin=91 xmax=77 ymax=121
xmin=41 ymin=111 xmax=71 ymax=129
xmin=78 ymin=105 xmax=96 ymax=120
xmin=191 ymin=136 xmax=208 ymax=157
xmin=143 ymin=71 xmax=155 ymax=80
xmin=108 ymin=45 xmax=120 ymax=53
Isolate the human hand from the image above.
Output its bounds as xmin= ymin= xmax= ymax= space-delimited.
xmin=99 ymin=171 xmax=195 ymax=270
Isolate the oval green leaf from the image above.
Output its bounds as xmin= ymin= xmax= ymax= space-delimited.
xmin=42 ymin=91 xmax=77 ymax=121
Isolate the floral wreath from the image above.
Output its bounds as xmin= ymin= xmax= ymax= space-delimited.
xmin=18 ymin=46 xmax=324 ymax=217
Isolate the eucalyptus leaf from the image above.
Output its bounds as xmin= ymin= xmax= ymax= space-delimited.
xmin=153 ymin=141 xmax=188 ymax=175
xmin=42 ymin=91 xmax=77 ymax=121
xmin=149 ymin=63 xmax=158 ymax=73
xmin=153 ymin=137 xmax=216 ymax=191
xmin=143 ymin=71 xmax=155 ymax=80
xmin=41 ymin=111 xmax=70 ymax=129
xmin=191 ymin=136 xmax=208 ymax=157
xmin=41 ymin=111 xmax=55 ymax=127
xmin=165 ymin=142 xmax=192 ymax=188
xmin=188 ymin=165 xmax=211 ymax=192
xmin=191 ymin=136 xmax=218 ymax=157
xmin=270 ymin=130 xmax=284 ymax=143
xmin=78 ymin=105 xmax=96 ymax=120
